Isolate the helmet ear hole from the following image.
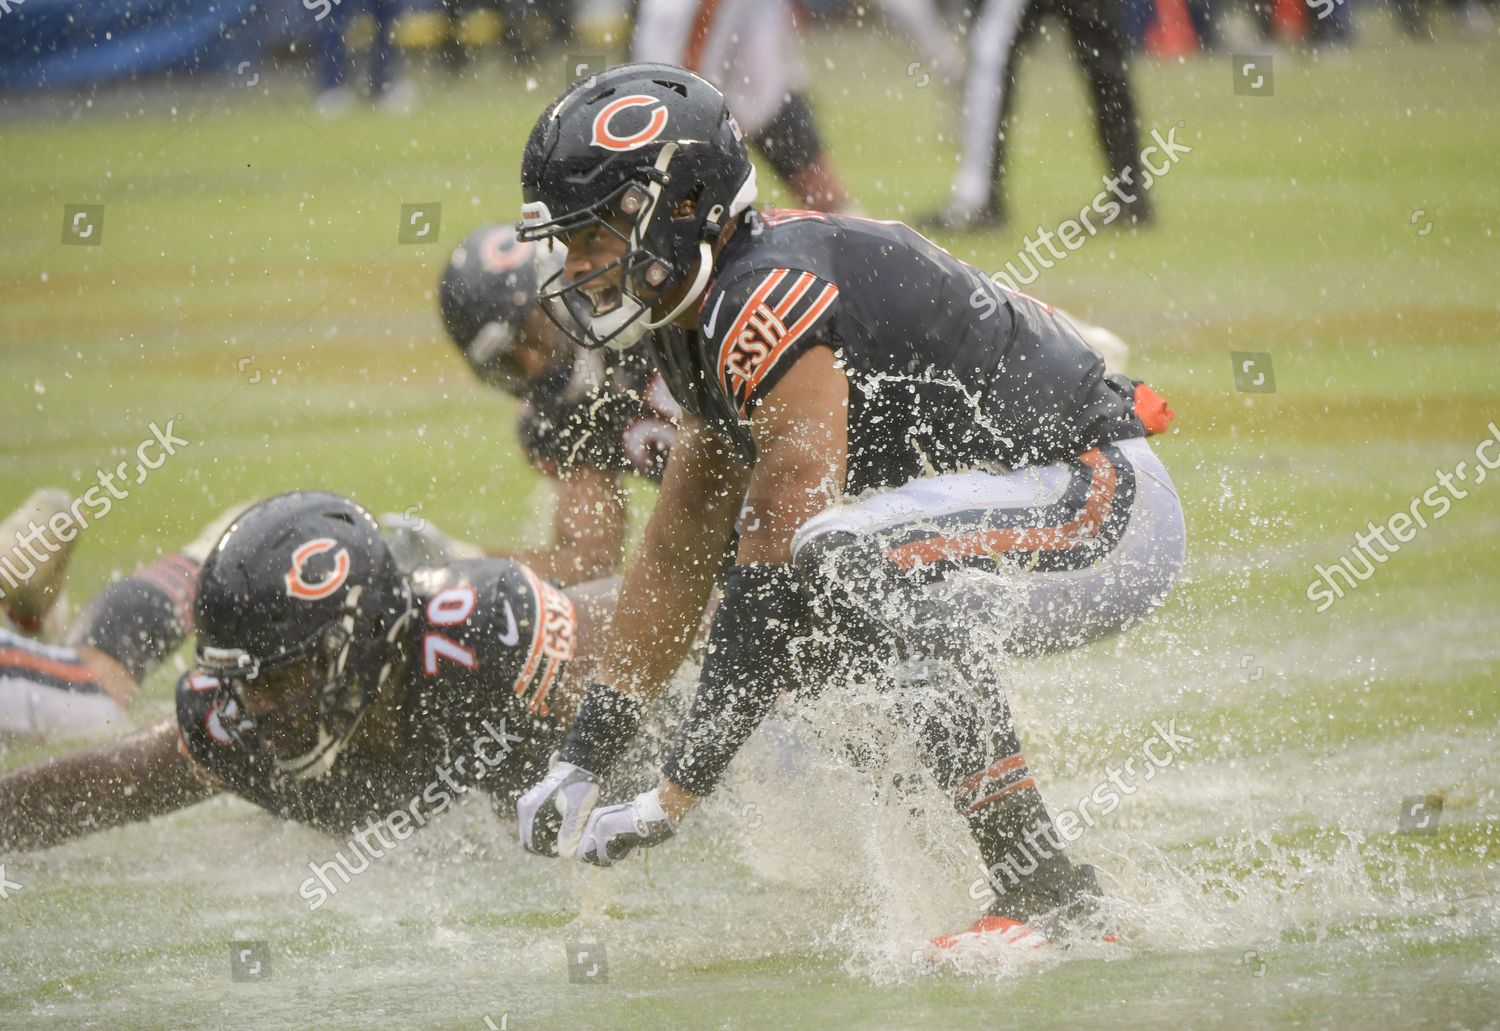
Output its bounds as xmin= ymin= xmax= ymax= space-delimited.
xmin=672 ymin=183 xmax=705 ymax=220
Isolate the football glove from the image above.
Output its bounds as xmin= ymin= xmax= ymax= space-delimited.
xmin=576 ymin=789 xmax=676 ymax=867
xmin=517 ymin=753 xmax=599 ymax=857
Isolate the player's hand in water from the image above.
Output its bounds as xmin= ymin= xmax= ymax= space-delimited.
xmin=517 ymin=754 xmax=599 ymax=857
xmin=576 ymin=789 xmax=676 ymax=867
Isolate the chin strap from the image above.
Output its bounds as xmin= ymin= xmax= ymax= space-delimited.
xmin=647 ymin=168 xmax=752 ymax=330
xmin=645 ymin=240 xmax=713 ymax=330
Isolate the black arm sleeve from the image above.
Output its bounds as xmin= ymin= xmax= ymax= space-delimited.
xmin=661 ymin=563 xmax=811 ymax=797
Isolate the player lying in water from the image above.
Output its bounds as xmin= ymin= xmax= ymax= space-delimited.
xmin=0 ymin=230 xmax=670 ymax=738
xmin=0 ymin=491 xmax=625 ymax=853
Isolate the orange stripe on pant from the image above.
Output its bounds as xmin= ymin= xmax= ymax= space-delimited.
xmin=683 ymin=0 xmax=723 ymax=72
xmin=0 ymin=647 xmax=100 ymax=686
xmin=954 ymin=752 xmax=1028 ymax=800
xmin=885 ymin=449 xmax=1119 ymax=571
xmin=965 ymin=778 xmax=1038 ymax=814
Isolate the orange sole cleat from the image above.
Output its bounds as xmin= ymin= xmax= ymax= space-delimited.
xmin=928 ymin=915 xmax=1051 ymax=952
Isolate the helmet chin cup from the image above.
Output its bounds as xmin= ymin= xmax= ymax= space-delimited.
xmin=275 ymin=715 xmax=360 ymax=781
xmin=592 ymin=239 xmax=710 ymax=346
xmin=592 ymin=293 xmax=652 ymax=351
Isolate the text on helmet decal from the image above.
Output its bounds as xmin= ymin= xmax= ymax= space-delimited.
xmin=591 ymin=95 xmax=670 ymax=152
xmin=285 ymin=537 xmax=352 ymax=600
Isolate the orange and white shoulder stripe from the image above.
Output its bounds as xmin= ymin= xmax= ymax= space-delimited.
xmin=712 ymin=268 xmax=840 ymax=415
xmin=512 ymin=565 xmax=577 ymax=717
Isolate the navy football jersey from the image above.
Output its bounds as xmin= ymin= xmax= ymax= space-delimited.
xmin=652 ymin=209 xmax=1144 ymax=493
xmin=518 ymin=338 xmax=684 ymax=483
xmin=176 ymin=558 xmax=577 ymax=835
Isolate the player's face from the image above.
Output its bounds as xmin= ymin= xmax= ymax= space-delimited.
xmin=513 ymin=304 xmax=571 ymax=386
xmin=241 ymin=664 xmax=324 ymax=759
xmin=560 ymin=216 xmax=632 ymax=315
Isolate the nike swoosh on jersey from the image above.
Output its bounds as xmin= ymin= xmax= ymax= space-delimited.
xmin=497 ymin=600 xmax=520 ymax=646
xmin=702 ymin=290 xmax=726 ymax=337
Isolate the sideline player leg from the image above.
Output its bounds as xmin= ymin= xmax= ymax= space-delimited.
xmin=0 ymin=503 xmax=245 ymax=739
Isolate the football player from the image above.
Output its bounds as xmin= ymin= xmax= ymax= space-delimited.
xmin=631 ymin=0 xmax=854 ymax=211
xmin=0 ymin=493 xmax=238 ymax=739
xmin=437 ymin=223 xmax=683 ymax=584
xmin=511 ymin=65 xmax=1185 ymax=950
xmin=0 ymin=491 xmax=623 ymax=853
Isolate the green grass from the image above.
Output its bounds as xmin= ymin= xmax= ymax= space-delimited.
xmin=1 ymin=14 xmax=1498 ymax=1030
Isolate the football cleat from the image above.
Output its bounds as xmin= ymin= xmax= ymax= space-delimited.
xmin=924 ymin=862 xmax=1118 ymax=963
xmin=929 ymin=914 xmax=1051 ymax=952
xmin=0 ymin=487 xmax=78 ymax=640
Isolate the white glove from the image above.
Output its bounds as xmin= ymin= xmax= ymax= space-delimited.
xmin=517 ymin=754 xmax=599 ymax=857
xmin=576 ymin=789 xmax=676 ymax=867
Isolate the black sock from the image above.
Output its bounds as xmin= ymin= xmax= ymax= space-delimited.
xmin=63 ymin=554 xmax=199 ymax=682
xmin=901 ymin=666 xmax=1086 ymax=922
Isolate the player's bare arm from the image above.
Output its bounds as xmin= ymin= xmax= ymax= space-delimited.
xmin=506 ymin=466 xmax=629 ymax=585
xmin=598 ymin=414 xmax=749 ymax=697
xmin=572 ymin=349 xmax=852 ymax=857
xmin=655 ymin=345 xmax=849 ymax=822
xmin=0 ymin=720 xmax=217 ymax=852
xmin=516 ymin=414 xmax=747 ymax=856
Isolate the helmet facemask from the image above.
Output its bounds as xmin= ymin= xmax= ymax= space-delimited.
xmin=199 ymin=584 xmax=409 ymax=781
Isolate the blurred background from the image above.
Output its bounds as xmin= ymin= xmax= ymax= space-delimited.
xmin=1 ymin=1 xmax=1497 ymax=1027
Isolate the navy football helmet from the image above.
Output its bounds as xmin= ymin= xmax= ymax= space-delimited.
xmin=194 ymin=492 xmax=413 ymax=780
xmin=438 ymin=223 xmax=564 ymax=395
xmin=517 ymin=63 xmax=757 ymax=350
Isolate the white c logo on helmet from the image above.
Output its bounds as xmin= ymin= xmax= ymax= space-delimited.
xmin=285 ymin=537 xmax=351 ymax=600
xmin=591 ymin=95 xmax=669 ymax=152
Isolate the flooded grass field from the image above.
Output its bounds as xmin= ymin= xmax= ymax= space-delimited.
xmin=2 ymin=20 xmax=1497 ymax=1029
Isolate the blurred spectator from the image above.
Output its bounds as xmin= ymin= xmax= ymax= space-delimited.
xmin=633 ymin=0 xmax=855 ymax=210
xmin=922 ymin=0 xmax=1152 ymax=231
xmin=314 ymin=0 xmax=414 ymax=115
